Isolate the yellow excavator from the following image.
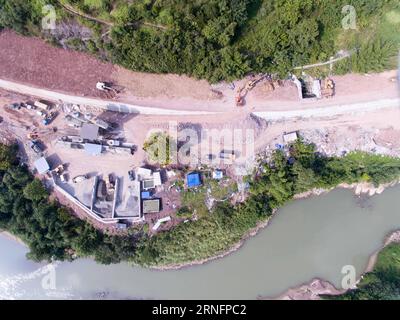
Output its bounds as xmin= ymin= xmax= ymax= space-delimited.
xmin=322 ymin=78 xmax=335 ymax=98
xmin=235 ymin=76 xmax=266 ymax=107
xmin=27 ymin=127 xmax=58 ymax=140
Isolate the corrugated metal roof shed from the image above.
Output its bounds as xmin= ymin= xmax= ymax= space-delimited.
xmin=84 ymin=143 xmax=102 ymax=156
xmin=137 ymin=167 xmax=152 ymax=178
xmin=142 ymin=199 xmax=161 ymax=214
xmin=154 ymin=171 xmax=162 ymax=186
xmin=80 ymin=124 xmax=99 ymax=140
xmin=34 ymin=157 xmax=50 ymax=174
xmin=142 ymin=179 xmax=155 ymax=190
xmin=283 ymin=132 xmax=298 ymax=144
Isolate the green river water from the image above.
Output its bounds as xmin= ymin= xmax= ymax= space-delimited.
xmin=0 ymin=186 xmax=399 ymax=299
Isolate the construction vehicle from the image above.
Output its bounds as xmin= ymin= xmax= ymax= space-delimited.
xmin=235 ymin=87 xmax=247 ymax=107
xmin=73 ymin=175 xmax=88 ymax=184
xmin=96 ymin=82 xmax=120 ymax=99
xmin=27 ymin=127 xmax=58 ymax=140
xmin=321 ymin=78 xmax=335 ymax=98
xmin=29 ymin=140 xmax=43 ymax=154
xmin=96 ymin=82 xmax=119 ymax=94
xmin=96 ymin=82 xmax=112 ymax=91
xmin=235 ymin=76 xmax=266 ymax=107
xmin=53 ymin=164 xmax=65 ymax=176
xmin=27 ymin=132 xmax=39 ymax=140
xmin=60 ymin=173 xmax=68 ymax=183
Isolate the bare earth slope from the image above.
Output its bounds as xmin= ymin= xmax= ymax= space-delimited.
xmin=0 ymin=30 xmax=115 ymax=97
xmin=0 ymin=30 xmax=398 ymax=114
xmin=0 ymin=30 xmax=215 ymax=103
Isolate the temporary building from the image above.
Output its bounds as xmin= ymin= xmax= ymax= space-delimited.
xmin=142 ymin=179 xmax=155 ymax=190
xmin=34 ymin=157 xmax=50 ymax=175
xmin=212 ymin=170 xmax=224 ymax=180
xmin=137 ymin=167 xmax=152 ymax=179
xmin=153 ymin=171 xmax=162 ymax=186
xmin=283 ymin=132 xmax=298 ymax=144
xmin=142 ymin=199 xmax=161 ymax=214
xmin=187 ymin=172 xmax=201 ymax=188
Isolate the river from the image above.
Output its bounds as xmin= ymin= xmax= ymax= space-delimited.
xmin=1 ymin=186 xmax=399 ymax=300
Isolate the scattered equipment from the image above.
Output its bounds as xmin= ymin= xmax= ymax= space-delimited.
xmin=34 ymin=101 xmax=51 ymax=111
xmin=53 ymin=164 xmax=65 ymax=175
xmin=96 ymin=82 xmax=119 ymax=99
xmin=73 ymin=175 xmax=88 ymax=184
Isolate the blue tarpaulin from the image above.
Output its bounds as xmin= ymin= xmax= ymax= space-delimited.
xmin=141 ymin=191 xmax=151 ymax=199
xmin=187 ymin=173 xmax=201 ymax=188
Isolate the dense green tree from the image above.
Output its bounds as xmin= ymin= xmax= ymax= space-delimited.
xmin=1 ymin=0 xmax=399 ymax=81
xmin=23 ymin=179 xmax=48 ymax=202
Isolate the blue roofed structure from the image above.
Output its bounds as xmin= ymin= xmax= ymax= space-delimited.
xmin=187 ymin=172 xmax=201 ymax=188
xmin=141 ymin=191 xmax=152 ymax=199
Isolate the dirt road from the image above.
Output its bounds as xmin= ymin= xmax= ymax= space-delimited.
xmin=1 ymin=78 xmax=398 ymax=120
xmin=0 ymin=79 xmax=218 ymax=116
xmin=2 ymin=30 xmax=399 ymax=114
xmin=253 ymin=97 xmax=400 ymax=121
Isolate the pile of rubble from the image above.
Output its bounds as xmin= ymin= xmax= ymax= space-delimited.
xmin=300 ymin=127 xmax=400 ymax=158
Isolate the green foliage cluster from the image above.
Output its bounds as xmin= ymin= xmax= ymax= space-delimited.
xmin=143 ymin=132 xmax=176 ymax=166
xmin=326 ymin=244 xmax=400 ymax=300
xmin=2 ymin=0 xmax=398 ymax=81
xmin=1 ymin=141 xmax=400 ymax=270
xmin=0 ymin=144 xmax=138 ymax=264
xmin=133 ymin=140 xmax=400 ymax=267
xmin=132 ymin=199 xmax=269 ymax=267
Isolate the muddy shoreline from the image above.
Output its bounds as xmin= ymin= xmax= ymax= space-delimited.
xmin=275 ymin=229 xmax=400 ymax=300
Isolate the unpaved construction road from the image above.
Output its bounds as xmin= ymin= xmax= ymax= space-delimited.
xmin=253 ymin=97 xmax=400 ymax=121
xmin=1 ymin=78 xmax=398 ymax=120
xmin=0 ymin=79 xmax=217 ymax=116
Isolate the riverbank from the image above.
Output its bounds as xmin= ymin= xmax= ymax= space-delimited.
xmin=149 ymin=214 xmax=274 ymax=271
xmin=0 ymin=231 xmax=26 ymax=247
xmin=275 ymin=215 xmax=400 ymax=300
xmin=1 ymin=185 xmax=400 ymax=299
xmin=151 ymin=180 xmax=400 ymax=272
xmin=294 ymin=180 xmax=400 ymax=200
xmin=2 ymin=138 xmax=400 ymax=299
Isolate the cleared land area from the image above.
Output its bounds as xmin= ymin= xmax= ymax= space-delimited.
xmin=0 ymin=30 xmax=398 ymax=115
xmin=0 ymin=30 xmax=115 ymax=97
xmin=0 ymin=30 xmax=217 ymax=107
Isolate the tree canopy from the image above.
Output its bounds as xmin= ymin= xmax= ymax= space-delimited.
xmin=1 ymin=0 xmax=398 ymax=81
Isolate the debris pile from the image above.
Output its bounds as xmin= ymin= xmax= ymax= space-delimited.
xmin=300 ymin=128 xmax=400 ymax=158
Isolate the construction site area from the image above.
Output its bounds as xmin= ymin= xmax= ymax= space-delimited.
xmin=0 ymin=30 xmax=399 ymax=234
